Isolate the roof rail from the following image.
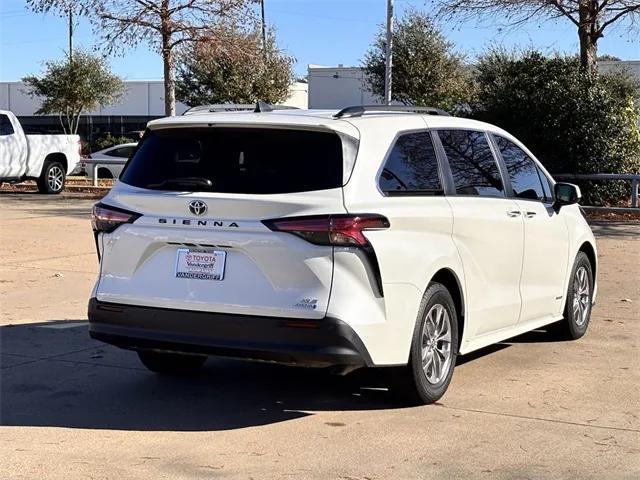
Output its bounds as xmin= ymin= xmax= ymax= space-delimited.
xmin=182 ymin=102 xmax=299 ymax=115
xmin=334 ymin=105 xmax=451 ymax=119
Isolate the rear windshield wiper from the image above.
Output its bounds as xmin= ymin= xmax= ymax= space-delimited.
xmin=146 ymin=177 xmax=213 ymax=190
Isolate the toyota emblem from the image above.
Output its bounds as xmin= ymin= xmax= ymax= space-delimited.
xmin=188 ymin=200 xmax=208 ymax=216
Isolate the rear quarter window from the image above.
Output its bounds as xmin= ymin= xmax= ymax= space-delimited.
xmin=379 ymin=131 xmax=442 ymax=195
xmin=120 ymin=127 xmax=344 ymax=194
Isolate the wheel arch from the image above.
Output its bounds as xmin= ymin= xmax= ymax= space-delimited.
xmin=430 ymin=267 xmax=465 ymax=353
xmin=43 ymin=152 xmax=68 ymax=174
xmin=578 ymin=241 xmax=597 ymax=279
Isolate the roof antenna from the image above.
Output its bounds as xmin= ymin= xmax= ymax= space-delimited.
xmin=254 ymin=100 xmax=274 ymax=113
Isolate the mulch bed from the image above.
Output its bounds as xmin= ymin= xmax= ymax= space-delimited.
xmin=585 ymin=211 xmax=640 ymax=222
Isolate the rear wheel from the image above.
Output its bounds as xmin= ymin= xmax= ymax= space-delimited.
xmin=37 ymin=161 xmax=66 ymax=194
xmin=559 ymin=252 xmax=594 ymax=340
xmin=137 ymin=351 xmax=207 ymax=375
xmin=98 ymin=168 xmax=113 ymax=179
xmin=392 ymin=282 xmax=458 ymax=405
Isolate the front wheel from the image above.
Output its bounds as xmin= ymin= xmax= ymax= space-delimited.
xmin=137 ymin=351 xmax=207 ymax=376
xmin=392 ymin=282 xmax=458 ymax=405
xmin=560 ymin=252 xmax=594 ymax=340
xmin=37 ymin=161 xmax=66 ymax=194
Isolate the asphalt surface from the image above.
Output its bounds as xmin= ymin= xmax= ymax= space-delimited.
xmin=1 ymin=190 xmax=639 ymax=480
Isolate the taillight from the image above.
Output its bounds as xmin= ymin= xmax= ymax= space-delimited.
xmin=91 ymin=202 xmax=140 ymax=233
xmin=262 ymin=214 xmax=390 ymax=247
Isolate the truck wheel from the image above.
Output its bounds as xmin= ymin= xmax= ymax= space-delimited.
xmin=99 ymin=168 xmax=113 ymax=179
xmin=37 ymin=161 xmax=66 ymax=194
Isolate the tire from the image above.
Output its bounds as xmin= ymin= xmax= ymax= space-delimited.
xmin=559 ymin=251 xmax=594 ymax=340
xmin=37 ymin=160 xmax=66 ymax=194
xmin=392 ymin=282 xmax=459 ymax=405
xmin=137 ymin=351 xmax=207 ymax=376
xmin=98 ymin=168 xmax=113 ymax=179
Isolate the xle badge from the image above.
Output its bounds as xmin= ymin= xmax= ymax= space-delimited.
xmin=295 ymin=298 xmax=319 ymax=310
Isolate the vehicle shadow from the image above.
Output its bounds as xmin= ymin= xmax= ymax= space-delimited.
xmin=589 ymin=221 xmax=640 ymax=238
xmin=0 ymin=320 xmax=561 ymax=432
xmin=0 ymin=321 xmax=399 ymax=432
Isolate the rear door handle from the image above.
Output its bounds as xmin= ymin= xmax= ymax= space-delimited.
xmin=525 ymin=211 xmax=537 ymax=218
xmin=506 ymin=210 xmax=521 ymax=217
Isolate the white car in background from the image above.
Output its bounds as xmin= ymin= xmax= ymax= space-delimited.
xmin=83 ymin=143 xmax=137 ymax=180
xmin=0 ymin=110 xmax=81 ymax=193
xmin=88 ymin=104 xmax=597 ymax=404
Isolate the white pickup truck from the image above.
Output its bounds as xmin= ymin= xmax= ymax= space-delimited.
xmin=0 ymin=110 xmax=81 ymax=193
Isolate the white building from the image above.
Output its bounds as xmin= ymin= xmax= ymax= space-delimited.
xmin=0 ymin=80 xmax=308 ymax=138
xmin=0 ymin=80 xmax=188 ymax=118
xmin=599 ymin=60 xmax=640 ymax=77
xmin=307 ymin=65 xmax=381 ymax=109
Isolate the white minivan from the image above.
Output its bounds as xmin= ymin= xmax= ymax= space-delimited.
xmin=88 ymin=105 xmax=597 ymax=404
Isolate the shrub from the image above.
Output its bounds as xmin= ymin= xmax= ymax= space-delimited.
xmin=472 ymin=50 xmax=640 ymax=206
xmin=362 ymin=10 xmax=473 ymax=113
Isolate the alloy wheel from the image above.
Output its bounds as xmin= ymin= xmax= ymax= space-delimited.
xmin=573 ymin=266 xmax=590 ymax=326
xmin=47 ymin=166 xmax=64 ymax=192
xmin=421 ymin=303 xmax=453 ymax=384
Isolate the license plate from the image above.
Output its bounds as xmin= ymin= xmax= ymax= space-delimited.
xmin=174 ymin=249 xmax=226 ymax=281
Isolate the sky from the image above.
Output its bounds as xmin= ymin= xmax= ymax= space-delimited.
xmin=0 ymin=0 xmax=638 ymax=81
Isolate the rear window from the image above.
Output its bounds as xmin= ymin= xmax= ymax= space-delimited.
xmin=120 ymin=127 xmax=344 ymax=194
xmin=107 ymin=146 xmax=135 ymax=158
xmin=0 ymin=114 xmax=14 ymax=136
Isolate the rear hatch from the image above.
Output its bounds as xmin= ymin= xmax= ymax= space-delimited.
xmin=94 ymin=121 xmax=358 ymax=319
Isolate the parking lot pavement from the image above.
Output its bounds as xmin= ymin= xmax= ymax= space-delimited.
xmin=1 ymin=192 xmax=639 ymax=480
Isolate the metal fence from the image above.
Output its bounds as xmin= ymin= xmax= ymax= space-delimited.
xmin=554 ymin=173 xmax=639 ymax=209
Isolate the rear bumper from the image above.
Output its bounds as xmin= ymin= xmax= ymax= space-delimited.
xmin=88 ymin=298 xmax=373 ymax=368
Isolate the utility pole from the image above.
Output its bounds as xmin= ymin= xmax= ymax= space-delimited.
xmin=68 ymin=7 xmax=73 ymax=62
xmin=260 ymin=0 xmax=267 ymax=54
xmin=383 ymin=0 xmax=393 ymax=105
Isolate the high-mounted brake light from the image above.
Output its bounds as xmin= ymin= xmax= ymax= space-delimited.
xmin=262 ymin=214 xmax=390 ymax=247
xmin=91 ymin=203 xmax=140 ymax=233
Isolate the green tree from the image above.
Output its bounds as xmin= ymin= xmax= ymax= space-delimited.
xmin=472 ymin=49 xmax=640 ymax=205
xmin=176 ymin=27 xmax=294 ymax=106
xmin=362 ymin=10 xmax=473 ymax=112
xmin=22 ymin=50 xmax=124 ymax=134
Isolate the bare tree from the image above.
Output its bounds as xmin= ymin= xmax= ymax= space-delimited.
xmin=433 ymin=0 xmax=640 ymax=75
xmin=28 ymin=0 xmax=256 ymax=116
xmin=176 ymin=26 xmax=294 ymax=106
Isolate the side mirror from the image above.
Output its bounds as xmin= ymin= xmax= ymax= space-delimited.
xmin=554 ymin=182 xmax=581 ymax=210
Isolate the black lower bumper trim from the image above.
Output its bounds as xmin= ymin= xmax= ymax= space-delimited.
xmin=88 ymin=299 xmax=372 ymax=367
